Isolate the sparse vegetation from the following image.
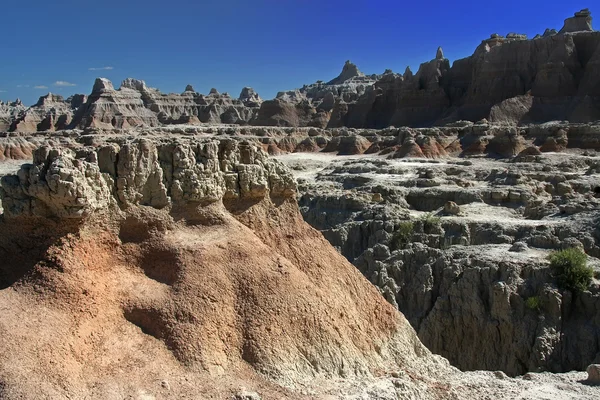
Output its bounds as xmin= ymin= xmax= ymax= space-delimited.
xmin=391 ymin=221 xmax=414 ymax=250
xmin=549 ymin=248 xmax=593 ymax=293
xmin=525 ymin=296 xmax=542 ymax=312
xmin=420 ymin=212 xmax=441 ymax=231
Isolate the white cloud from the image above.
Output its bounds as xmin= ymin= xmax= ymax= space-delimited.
xmin=16 ymin=84 xmax=30 ymax=88
xmin=34 ymin=85 xmax=48 ymax=89
xmin=0 ymin=90 xmax=6 ymax=93
xmin=54 ymin=81 xmax=76 ymax=87
xmin=88 ymin=66 xmax=114 ymax=71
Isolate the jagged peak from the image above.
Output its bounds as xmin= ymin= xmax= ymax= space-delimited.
xmin=560 ymin=8 xmax=593 ymax=33
xmin=184 ymin=84 xmax=195 ymax=92
xmin=436 ymin=46 xmax=444 ymax=60
xmin=326 ymin=60 xmax=364 ymax=85
xmin=404 ymin=66 xmax=414 ymax=78
xmin=209 ymin=88 xmax=220 ymax=95
xmin=120 ymin=78 xmax=147 ymax=91
xmin=92 ymin=78 xmax=114 ymax=93
xmin=34 ymin=92 xmax=65 ymax=106
xmin=239 ymin=87 xmax=262 ymax=106
xmin=239 ymin=87 xmax=258 ymax=99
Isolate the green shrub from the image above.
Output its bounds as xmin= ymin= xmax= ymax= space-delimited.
xmin=525 ymin=296 xmax=542 ymax=312
xmin=420 ymin=212 xmax=441 ymax=230
xmin=548 ymin=248 xmax=593 ymax=293
xmin=391 ymin=221 xmax=414 ymax=250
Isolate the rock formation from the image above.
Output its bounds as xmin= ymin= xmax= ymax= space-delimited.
xmin=0 ymin=100 xmax=26 ymax=131
xmin=71 ymin=78 xmax=160 ymax=128
xmin=436 ymin=46 xmax=444 ymax=60
xmin=560 ymin=9 xmax=594 ymax=33
xmin=67 ymin=78 xmax=264 ymax=129
xmin=0 ymin=137 xmax=459 ymax=398
xmin=0 ymin=138 xmax=298 ymax=218
xmin=1 ymin=135 xmax=599 ymax=398
xmin=327 ymin=60 xmax=365 ymax=85
xmin=1 ymin=9 xmax=598 ymax=132
xmin=239 ymin=87 xmax=263 ymax=107
xmin=285 ymin=136 xmax=600 ymax=376
xmin=9 ymin=93 xmax=86 ymax=132
xmin=271 ymin=9 xmax=600 ymax=128
xmin=253 ymin=61 xmax=380 ymax=128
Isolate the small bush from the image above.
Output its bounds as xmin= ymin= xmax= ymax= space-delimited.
xmin=420 ymin=212 xmax=441 ymax=230
xmin=391 ymin=221 xmax=414 ymax=250
xmin=548 ymin=248 xmax=593 ymax=293
xmin=525 ymin=296 xmax=542 ymax=312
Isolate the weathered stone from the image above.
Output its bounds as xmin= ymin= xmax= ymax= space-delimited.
xmin=587 ymin=364 xmax=600 ymax=384
xmin=560 ymin=9 xmax=593 ymax=33
xmin=443 ymin=201 xmax=460 ymax=215
xmin=0 ymin=139 xmax=296 ymax=218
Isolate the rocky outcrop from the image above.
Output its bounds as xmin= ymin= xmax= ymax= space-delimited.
xmin=239 ymin=87 xmax=263 ymax=108
xmin=9 ymin=93 xmax=86 ymax=132
xmin=0 ymin=138 xmax=296 ymax=219
xmin=286 ymin=146 xmax=600 ymax=376
xmin=254 ymin=10 xmax=599 ymax=128
xmin=2 ymin=128 xmax=600 ymax=398
xmin=134 ymin=80 xmax=260 ymax=125
xmin=560 ymin=9 xmax=593 ymax=33
xmin=0 ymin=100 xmax=26 ymax=131
xmin=253 ymin=61 xmax=381 ymax=128
xmin=0 ymin=137 xmax=462 ymax=399
xmin=71 ymin=78 xmax=160 ymax=128
xmin=327 ymin=60 xmax=365 ymax=85
xmin=3 ymin=79 xmax=263 ymax=132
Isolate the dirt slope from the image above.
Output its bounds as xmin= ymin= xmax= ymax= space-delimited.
xmin=0 ymin=198 xmax=447 ymax=399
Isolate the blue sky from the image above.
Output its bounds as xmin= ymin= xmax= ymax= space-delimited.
xmin=0 ymin=0 xmax=593 ymax=105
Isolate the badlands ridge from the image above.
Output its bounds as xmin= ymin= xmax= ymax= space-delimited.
xmin=0 ymin=8 xmax=599 ymax=400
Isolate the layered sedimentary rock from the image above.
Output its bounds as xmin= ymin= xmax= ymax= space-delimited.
xmin=71 ymin=78 xmax=161 ymax=128
xmin=560 ymin=8 xmax=593 ymax=33
xmin=253 ymin=61 xmax=381 ymax=128
xmin=2 ymin=9 xmax=598 ymax=132
xmin=1 ymin=132 xmax=600 ymax=398
xmin=265 ymin=9 xmax=600 ymax=128
xmin=9 ymin=93 xmax=86 ymax=132
xmin=67 ymin=78 xmax=262 ymax=129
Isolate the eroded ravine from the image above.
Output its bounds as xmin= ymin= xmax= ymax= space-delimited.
xmin=277 ymin=150 xmax=600 ymax=376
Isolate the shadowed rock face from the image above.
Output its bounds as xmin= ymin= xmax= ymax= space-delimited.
xmin=560 ymin=8 xmax=593 ymax=33
xmin=251 ymin=10 xmax=599 ymax=129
